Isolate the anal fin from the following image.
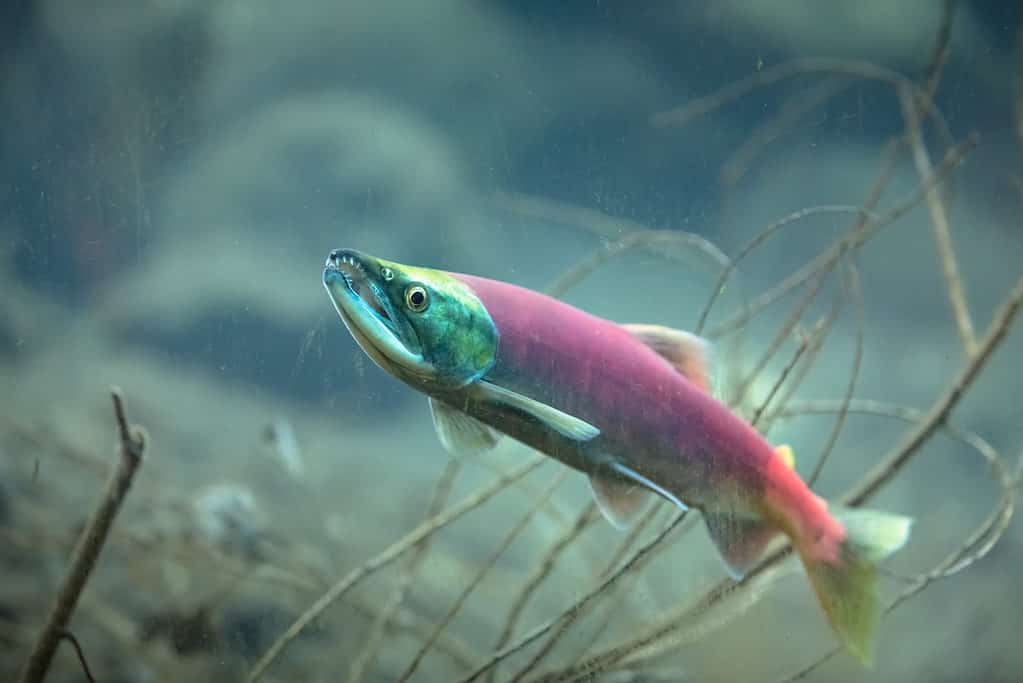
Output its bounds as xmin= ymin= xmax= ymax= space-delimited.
xmin=704 ymin=510 xmax=781 ymax=580
xmin=590 ymin=460 xmax=688 ymax=530
xmin=589 ymin=475 xmax=654 ymax=530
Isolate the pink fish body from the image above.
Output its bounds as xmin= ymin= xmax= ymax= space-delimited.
xmin=323 ymin=249 xmax=912 ymax=664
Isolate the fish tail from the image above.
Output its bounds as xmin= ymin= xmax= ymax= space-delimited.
xmin=795 ymin=506 xmax=912 ymax=665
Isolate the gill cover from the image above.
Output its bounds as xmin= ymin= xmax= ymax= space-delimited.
xmin=323 ymin=249 xmax=499 ymax=389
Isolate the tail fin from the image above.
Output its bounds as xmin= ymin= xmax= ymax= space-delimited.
xmin=797 ymin=507 xmax=912 ymax=665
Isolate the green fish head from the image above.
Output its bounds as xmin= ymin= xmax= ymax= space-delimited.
xmin=323 ymin=248 xmax=497 ymax=390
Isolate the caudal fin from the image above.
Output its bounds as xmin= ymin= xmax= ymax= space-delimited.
xmin=797 ymin=507 xmax=912 ymax=665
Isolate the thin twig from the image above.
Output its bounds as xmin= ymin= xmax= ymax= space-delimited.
xmin=348 ymin=459 xmax=462 ymax=683
xmin=650 ymin=56 xmax=955 ymax=153
xmin=806 ymin=262 xmax=864 ymax=487
xmin=456 ymin=512 xmax=690 ymax=683
xmin=758 ymin=310 xmax=836 ymax=437
xmin=399 ymin=470 xmax=568 ymax=682
xmin=19 ymin=387 xmax=146 ymax=683
xmin=898 ymin=85 xmax=977 ymax=356
xmin=730 ymin=267 xmax=830 ymax=408
xmin=780 ymin=462 xmax=1016 ymax=681
xmin=845 ymin=275 xmax=1023 ymax=506
xmin=539 ymin=275 xmax=1023 ymax=680
xmin=247 ymin=455 xmax=546 ymax=682
xmin=488 ymin=502 xmax=599 ymax=683
xmin=347 ymin=596 xmax=481 ymax=670
xmin=708 ymin=135 xmax=976 ymax=338
xmin=515 ymin=505 xmax=677 ymax=679
xmin=721 ymin=78 xmax=854 ymax=186
xmin=749 ymin=303 xmax=838 ymax=430
xmin=56 ymin=631 xmax=96 ymax=683
xmin=695 ymin=204 xmax=876 ymax=335
xmin=544 ymin=229 xmax=730 ymax=300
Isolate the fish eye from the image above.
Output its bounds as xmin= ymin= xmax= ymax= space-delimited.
xmin=380 ymin=267 xmax=394 ymax=281
xmin=405 ymin=284 xmax=429 ymax=312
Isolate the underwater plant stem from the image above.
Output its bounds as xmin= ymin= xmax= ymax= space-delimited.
xmin=649 ymin=56 xmax=956 ymax=155
xmin=247 ymin=454 xmax=546 ymax=682
xmin=845 ymin=274 xmax=1023 ymax=506
xmin=546 ymin=276 xmax=1023 ymax=681
xmin=750 ymin=303 xmax=836 ymax=430
xmin=455 ymin=512 xmax=689 ymax=683
xmin=399 ymin=470 xmax=568 ymax=682
xmin=348 ymin=459 xmax=462 ymax=683
xmin=806 ymin=262 xmax=864 ymax=487
xmin=781 ymin=457 xmax=1018 ymax=682
xmin=899 ymin=86 xmax=977 ymax=356
xmin=720 ymin=78 xmax=853 ymax=186
xmin=488 ymin=502 xmax=599 ymax=683
xmin=707 ymin=135 xmax=976 ymax=339
xmin=19 ymin=388 xmax=146 ymax=683
xmin=695 ymin=204 xmax=873 ymax=335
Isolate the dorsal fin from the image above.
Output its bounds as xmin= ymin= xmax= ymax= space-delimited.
xmin=622 ymin=323 xmax=713 ymax=392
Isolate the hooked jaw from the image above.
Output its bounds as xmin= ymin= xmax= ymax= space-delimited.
xmin=323 ymin=248 xmax=432 ymax=379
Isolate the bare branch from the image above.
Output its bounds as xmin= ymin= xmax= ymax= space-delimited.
xmin=544 ymin=229 xmax=730 ymax=301
xmin=19 ymin=387 xmax=146 ymax=683
xmin=708 ymin=135 xmax=977 ymax=338
xmin=650 ymin=56 xmax=955 ymax=153
xmin=695 ymin=205 xmax=876 ymax=335
xmin=488 ymin=502 xmax=599 ymax=683
xmin=899 ymin=86 xmax=977 ymax=355
xmin=348 ymin=459 xmax=463 ymax=683
xmin=246 ymin=455 xmax=546 ymax=682
xmin=721 ymin=78 xmax=854 ymax=186
xmin=539 ymin=275 xmax=1023 ymax=681
xmin=807 ymin=262 xmax=864 ymax=487
xmin=749 ymin=301 xmax=838 ymax=430
xmin=456 ymin=512 xmax=691 ymax=683
xmin=399 ymin=470 xmax=568 ymax=681
xmin=845 ymin=274 xmax=1023 ymax=506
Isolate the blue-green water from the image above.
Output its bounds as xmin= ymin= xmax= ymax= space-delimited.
xmin=1 ymin=2 xmax=1021 ymax=681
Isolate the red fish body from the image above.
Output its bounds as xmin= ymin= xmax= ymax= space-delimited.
xmin=323 ymin=248 xmax=911 ymax=664
xmin=454 ymin=273 xmax=841 ymax=563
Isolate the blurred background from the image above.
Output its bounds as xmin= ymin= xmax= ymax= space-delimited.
xmin=1 ymin=1 xmax=1021 ymax=681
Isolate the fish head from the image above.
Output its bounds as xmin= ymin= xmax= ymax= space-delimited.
xmin=323 ymin=248 xmax=498 ymax=390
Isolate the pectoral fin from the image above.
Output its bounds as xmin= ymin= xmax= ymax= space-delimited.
xmin=473 ymin=380 xmax=600 ymax=441
xmin=429 ymin=397 xmax=500 ymax=457
xmin=622 ymin=323 xmax=713 ymax=392
xmin=703 ymin=510 xmax=781 ymax=580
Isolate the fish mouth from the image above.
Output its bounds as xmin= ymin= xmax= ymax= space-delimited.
xmin=323 ymin=249 xmax=431 ymax=378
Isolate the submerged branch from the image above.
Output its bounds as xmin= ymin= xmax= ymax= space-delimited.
xmin=806 ymin=262 xmax=864 ymax=488
xmin=707 ymin=135 xmax=976 ymax=338
xmin=899 ymin=85 xmax=977 ymax=356
xmin=247 ymin=455 xmax=546 ymax=682
xmin=348 ymin=459 xmax=462 ymax=683
xmin=535 ymin=275 xmax=1023 ymax=681
xmin=456 ymin=512 xmax=691 ymax=682
xmin=488 ymin=502 xmax=599 ymax=683
xmin=650 ymin=56 xmax=955 ymax=153
xmin=19 ymin=388 xmax=146 ymax=683
xmin=399 ymin=471 xmax=568 ymax=681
